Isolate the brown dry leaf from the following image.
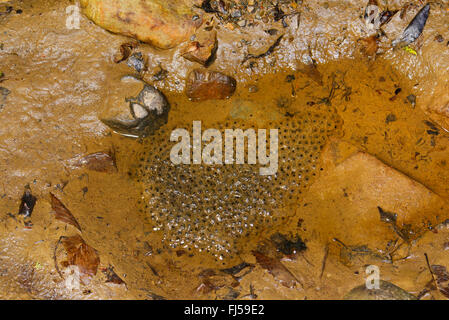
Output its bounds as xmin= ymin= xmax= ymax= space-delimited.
xmin=76 ymin=151 xmax=117 ymax=173
xmin=61 ymin=235 xmax=100 ymax=278
xmin=195 ymin=269 xmax=239 ymax=294
xmin=102 ymin=266 xmax=126 ymax=285
xmin=114 ymin=41 xmax=138 ymax=63
xmin=431 ymin=265 xmax=449 ymax=299
xmin=298 ymin=63 xmax=323 ymax=86
xmin=252 ymin=251 xmax=301 ymax=288
xmin=360 ymin=36 xmax=379 ymax=57
xmin=50 ymin=193 xmax=82 ymax=231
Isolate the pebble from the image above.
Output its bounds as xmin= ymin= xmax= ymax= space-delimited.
xmin=185 ymin=69 xmax=237 ymax=101
xmin=127 ymin=52 xmax=146 ymax=73
xmin=237 ymin=19 xmax=247 ymax=27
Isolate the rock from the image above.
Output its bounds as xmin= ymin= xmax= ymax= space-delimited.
xmin=344 ymin=280 xmax=417 ymax=300
xmin=185 ymin=69 xmax=236 ymax=101
xmin=237 ymin=20 xmax=246 ymax=27
xmin=102 ymin=79 xmax=170 ymax=137
xmin=181 ymin=30 xmax=218 ymax=66
xmin=126 ymin=52 xmax=146 ymax=73
xmin=80 ymin=0 xmax=203 ymax=49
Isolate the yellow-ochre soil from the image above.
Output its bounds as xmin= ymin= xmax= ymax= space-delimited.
xmin=0 ymin=0 xmax=449 ymax=299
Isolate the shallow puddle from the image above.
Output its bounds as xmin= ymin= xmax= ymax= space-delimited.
xmin=1 ymin=0 xmax=449 ymax=300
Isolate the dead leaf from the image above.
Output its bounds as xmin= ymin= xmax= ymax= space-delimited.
xmin=431 ymin=265 xmax=449 ymax=299
xmin=298 ymin=63 xmax=323 ymax=86
xmin=360 ymin=35 xmax=379 ymax=57
xmin=50 ymin=193 xmax=81 ymax=231
xmin=252 ymin=251 xmax=301 ymax=288
xmin=76 ymin=151 xmax=117 ymax=173
xmin=60 ymin=235 xmax=100 ymax=281
xmin=114 ymin=42 xmax=138 ymax=63
xmin=102 ymin=265 xmax=126 ymax=285
xmin=196 ymin=269 xmax=239 ymax=294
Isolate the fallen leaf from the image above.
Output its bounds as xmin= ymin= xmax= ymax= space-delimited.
xmin=252 ymin=251 xmax=301 ymax=288
xmin=114 ymin=42 xmax=138 ymax=63
xmin=432 ymin=265 xmax=449 ymax=299
xmin=298 ymin=63 xmax=323 ymax=86
xmin=60 ymin=235 xmax=100 ymax=281
xmin=50 ymin=193 xmax=81 ymax=231
xmin=76 ymin=151 xmax=117 ymax=173
xmin=102 ymin=265 xmax=126 ymax=285
xmin=360 ymin=35 xmax=379 ymax=57
xmin=196 ymin=269 xmax=239 ymax=294
xmin=270 ymin=232 xmax=307 ymax=256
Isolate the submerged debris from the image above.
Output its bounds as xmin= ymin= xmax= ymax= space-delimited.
xmin=185 ymin=69 xmax=236 ymax=101
xmin=50 ymin=193 xmax=82 ymax=231
xmin=252 ymin=251 xmax=301 ymax=288
xmin=377 ymin=206 xmax=415 ymax=242
xmin=407 ymin=94 xmax=416 ymax=108
xmin=196 ymin=268 xmax=239 ymax=294
xmin=113 ymin=42 xmax=138 ymax=63
xmin=360 ymin=35 xmax=379 ymax=57
xmin=102 ymin=265 xmax=126 ymax=285
xmin=385 ymin=113 xmax=397 ymax=124
xmin=56 ymin=235 xmax=100 ymax=284
xmin=270 ymin=232 xmax=307 ymax=256
xmin=150 ymin=65 xmax=169 ymax=82
xmin=220 ymin=262 xmax=254 ymax=277
xmin=392 ymin=3 xmax=430 ymax=47
xmin=430 ymin=264 xmax=449 ymax=299
xmin=76 ymin=151 xmax=117 ymax=173
xmin=18 ymin=186 xmax=37 ymax=218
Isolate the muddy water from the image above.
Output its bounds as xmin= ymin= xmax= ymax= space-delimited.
xmin=1 ymin=0 xmax=449 ymax=299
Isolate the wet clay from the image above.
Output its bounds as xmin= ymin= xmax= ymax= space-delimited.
xmin=1 ymin=0 xmax=449 ymax=300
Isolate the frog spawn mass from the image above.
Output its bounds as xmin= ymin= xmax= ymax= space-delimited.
xmin=132 ymin=104 xmax=343 ymax=261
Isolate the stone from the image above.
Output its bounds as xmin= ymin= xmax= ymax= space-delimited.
xmin=101 ymin=79 xmax=170 ymax=137
xmin=181 ymin=30 xmax=218 ymax=66
xmin=80 ymin=0 xmax=203 ymax=49
xmin=185 ymin=69 xmax=236 ymax=101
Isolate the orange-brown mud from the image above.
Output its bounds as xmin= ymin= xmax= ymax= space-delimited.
xmin=1 ymin=0 xmax=449 ymax=299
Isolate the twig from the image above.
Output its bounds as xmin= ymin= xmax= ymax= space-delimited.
xmin=242 ymin=35 xmax=284 ymax=64
xmin=320 ymin=244 xmax=329 ymax=279
xmin=54 ymin=236 xmax=67 ymax=279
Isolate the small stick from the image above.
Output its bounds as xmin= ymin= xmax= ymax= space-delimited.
xmin=320 ymin=244 xmax=329 ymax=279
xmin=424 ymin=253 xmax=438 ymax=289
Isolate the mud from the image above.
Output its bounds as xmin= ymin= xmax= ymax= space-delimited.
xmin=0 ymin=0 xmax=449 ymax=300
